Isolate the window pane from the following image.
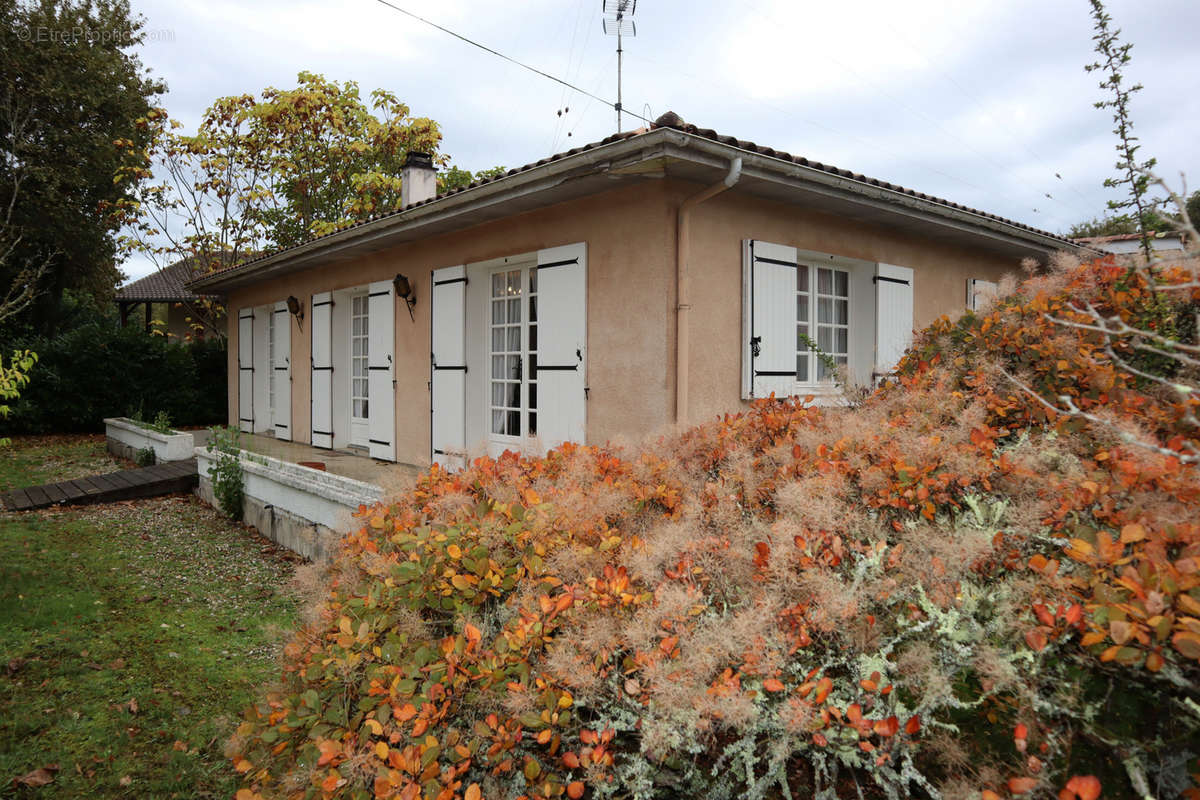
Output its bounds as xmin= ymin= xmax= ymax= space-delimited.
xmin=507 ymin=327 xmax=520 ymax=351
xmin=529 ymin=324 xmax=537 ymax=352
xmin=818 ymin=327 xmax=832 ymax=351
xmin=492 ymin=299 xmax=505 ymax=324
xmin=836 ymin=299 xmax=848 ymax=325
xmin=507 ymin=355 xmax=520 ymax=379
xmin=835 ymin=328 xmax=848 ymax=354
xmin=818 ymin=361 xmax=832 ymax=381
xmin=506 ymin=271 xmax=518 ymax=293
xmin=818 ymin=298 xmax=832 ymax=324
xmin=529 ymin=354 xmax=537 ymax=374
xmin=492 ymin=328 xmax=504 ymax=351
xmin=797 ymin=269 xmax=809 ymax=293
xmin=528 ymin=412 xmax=537 ymax=435
xmin=492 ymin=355 xmax=505 ymax=378
xmin=361 ymin=317 xmax=368 ymax=336
xmin=507 ymin=410 xmax=520 ymax=436
xmin=362 ymin=399 xmax=368 ymax=418
xmin=796 ymin=355 xmax=808 ymax=382
xmin=529 ymin=296 xmax=537 ymax=323
xmin=835 ymin=270 xmax=849 ymax=297
xmin=352 ymin=317 xmax=361 ymax=336
xmin=818 ymin=268 xmax=832 ymax=294
xmin=529 ymin=382 xmax=537 ymax=410
xmin=507 ymin=299 xmax=520 ymax=323
xmin=797 ymin=325 xmax=809 ymax=348
xmin=491 ymin=382 xmax=505 ymax=406
xmin=506 ymin=381 xmax=520 ymax=408
xmin=492 ymin=273 xmax=504 ymax=295
xmin=529 ymin=270 xmax=537 ymax=293
xmin=797 ymin=295 xmax=809 ymax=323
xmin=492 ymin=410 xmax=504 ymax=434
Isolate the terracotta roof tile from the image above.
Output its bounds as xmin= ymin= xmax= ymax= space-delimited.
xmin=196 ymin=112 xmax=1076 ymax=286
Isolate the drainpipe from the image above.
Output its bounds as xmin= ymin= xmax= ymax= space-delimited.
xmin=675 ymin=156 xmax=742 ymax=424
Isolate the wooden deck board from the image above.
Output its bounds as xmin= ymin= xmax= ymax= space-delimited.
xmin=0 ymin=459 xmax=197 ymax=512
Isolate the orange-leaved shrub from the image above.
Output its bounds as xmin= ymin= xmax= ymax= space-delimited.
xmin=230 ymin=255 xmax=1200 ymax=800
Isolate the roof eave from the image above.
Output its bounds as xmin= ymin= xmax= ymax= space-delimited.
xmin=189 ymin=127 xmax=1080 ymax=293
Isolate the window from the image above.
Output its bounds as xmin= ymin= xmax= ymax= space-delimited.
xmin=351 ymin=293 xmax=369 ymax=420
xmin=797 ymin=265 xmax=850 ymax=382
xmin=489 ymin=266 xmax=538 ymax=439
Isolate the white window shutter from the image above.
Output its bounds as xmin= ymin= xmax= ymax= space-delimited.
xmin=273 ymin=301 xmax=292 ymax=441
xmin=744 ymin=240 xmax=798 ymax=399
xmin=536 ymin=243 xmax=587 ymax=450
xmin=967 ymin=278 xmax=998 ymax=311
xmin=237 ymin=309 xmax=254 ymax=430
xmin=311 ymin=292 xmax=334 ymax=449
xmin=367 ymin=281 xmax=396 ymax=461
xmin=431 ymin=266 xmax=467 ymax=469
xmin=874 ymin=263 xmax=914 ymax=378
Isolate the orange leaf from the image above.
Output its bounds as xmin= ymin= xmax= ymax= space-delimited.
xmin=814 ymin=676 xmax=833 ymax=704
xmin=873 ymin=716 xmax=899 ymax=737
xmin=1065 ymin=775 xmax=1101 ymax=800
xmin=1120 ymin=523 xmax=1147 ymax=543
xmin=1009 ymin=777 xmax=1039 ymax=794
xmin=1014 ymin=723 xmax=1028 ymax=741
xmin=562 ymin=751 xmax=581 ymax=769
xmin=464 ymin=783 xmax=482 ymax=800
xmin=763 ymin=678 xmax=785 ymax=693
xmin=904 ymin=715 xmax=921 ymax=735
xmin=1172 ymin=631 xmax=1200 ymax=660
xmin=982 ymin=791 xmax=1003 ymax=800
xmin=1024 ymin=628 xmax=1048 ymax=652
xmin=566 ymin=781 xmax=585 ymax=799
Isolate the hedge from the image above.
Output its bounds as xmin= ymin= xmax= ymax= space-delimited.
xmin=1 ymin=321 xmax=227 ymax=434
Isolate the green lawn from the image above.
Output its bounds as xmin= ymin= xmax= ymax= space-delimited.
xmin=0 ymin=436 xmax=301 ymax=798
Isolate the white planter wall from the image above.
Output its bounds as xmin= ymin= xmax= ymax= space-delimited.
xmin=195 ymin=447 xmax=383 ymax=561
xmin=104 ymin=417 xmax=195 ymax=462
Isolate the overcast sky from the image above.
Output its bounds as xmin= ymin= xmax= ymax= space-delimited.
xmin=122 ymin=0 xmax=1200 ymax=281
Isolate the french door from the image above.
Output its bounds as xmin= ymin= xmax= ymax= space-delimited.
xmin=488 ymin=265 xmax=538 ymax=454
xmin=349 ymin=292 xmax=369 ymax=447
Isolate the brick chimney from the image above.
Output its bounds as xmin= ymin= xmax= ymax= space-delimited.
xmin=401 ymin=152 xmax=436 ymax=208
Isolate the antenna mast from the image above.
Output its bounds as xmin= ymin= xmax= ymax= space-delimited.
xmin=602 ymin=0 xmax=636 ymax=131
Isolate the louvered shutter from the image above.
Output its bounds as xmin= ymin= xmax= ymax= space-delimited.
xmin=874 ymin=263 xmax=914 ymax=378
xmin=311 ymin=292 xmax=334 ymax=449
xmin=367 ymin=280 xmax=396 ymax=461
xmin=967 ymin=278 xmax=998 ymax=311
xmin=273 ymin=301 xmax=292 ymax=441
xmin=237 ymin=309 xmax=254 ymax=429
xmin=743 ymin=240 xmax=798 ymax=399
xmin=535 ymin=243 xmax=587 ymax=450
xmin=431 ymin=266 xmax=466 ymax=469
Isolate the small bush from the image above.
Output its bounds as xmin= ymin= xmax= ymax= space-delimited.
xmin=207 ymin=426 xmax=243 ymax=521
xmin=134 ymin=446 xmax=155 ymax=467
xmin=231 ymin=256 xmax=1200 ymax=800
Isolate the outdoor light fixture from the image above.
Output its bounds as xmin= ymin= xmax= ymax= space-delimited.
xmin=394 ymin=273 xmax=416 ymax=321
xmin=286 ymin=295 xmax=304 ymax=328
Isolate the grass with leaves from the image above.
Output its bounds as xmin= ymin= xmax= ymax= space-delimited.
xmin=0 ymin=435 xmax=301 ymax=798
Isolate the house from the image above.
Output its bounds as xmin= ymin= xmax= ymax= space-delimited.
xmin=116 ymin=259 xmax=225 ymax=339
xmin=189 ymin=112 xmax=1080 ymax=472
xmin=1074 ymin=230 xmax=1189 ymax=257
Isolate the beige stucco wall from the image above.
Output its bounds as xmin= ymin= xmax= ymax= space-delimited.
xmin=226 ymin=177 xmax=1032 ymax=465
xmin=681 ymin=185 xmax=1022 ymax=424
xmin=226 ymin=180 xmax=677 ymax=465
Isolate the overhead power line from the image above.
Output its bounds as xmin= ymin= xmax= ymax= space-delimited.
xmin=370 ymin=0 xmax=650 ymax=125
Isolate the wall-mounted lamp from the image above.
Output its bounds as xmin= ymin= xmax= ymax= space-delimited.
xmin=394 ymin=273 xmax=416 ymax=321
xmin=286 ymin=295 xmax=304 ymax=329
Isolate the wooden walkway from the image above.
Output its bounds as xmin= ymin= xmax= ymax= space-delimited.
xmin=0 ymin=459 xmax=198 ymax=512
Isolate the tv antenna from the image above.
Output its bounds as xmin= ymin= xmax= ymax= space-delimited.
xmin=602 ymin=0 xmax=636 ymax=131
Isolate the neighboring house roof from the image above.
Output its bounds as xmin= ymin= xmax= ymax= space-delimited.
xmin=191 ymin=111 xmax=1084 ymax=293
xmin=117 ymin=259 xmax=219 ymax=303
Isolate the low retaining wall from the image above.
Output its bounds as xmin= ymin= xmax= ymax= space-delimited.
xmin=104 ymin=417 xmax=195 ymax=462
xmin=195 ymin=447 xmax=383 ymax=562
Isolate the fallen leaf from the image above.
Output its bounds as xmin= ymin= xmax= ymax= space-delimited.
xmin=15 ymin=765 xmax=59 ymax=787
